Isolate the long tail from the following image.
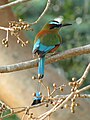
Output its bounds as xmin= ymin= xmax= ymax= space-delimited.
xmin=31 ymin=57 xmax=45 ymax=105
xmin=38 ymin=56 xmax=45 ymax=79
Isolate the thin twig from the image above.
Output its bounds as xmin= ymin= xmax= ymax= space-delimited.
xmin=0 ymin=26 xmax=13 ymax=31
xmin=54 ymin=94 xmax=90 ymax=99
xmin=0 ymin=0 xmax=30 ymax=9
xmin=0 ymin=44 xmax=90 ymax=73
xmin=50 ymin=85 xmax=65 ymax=96
xmin=30 ymin=0 xmax=51 ymax=25
xmin=80 ymin=94 xmax=90 ymax=98
xmin=38 ymin=92 xmax=74 ymax=120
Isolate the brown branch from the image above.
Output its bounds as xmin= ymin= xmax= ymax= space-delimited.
xmin=0 ymin=44 xmax=90 ymax=73
xmin=0 ymin=0 xmax=30 ymax=9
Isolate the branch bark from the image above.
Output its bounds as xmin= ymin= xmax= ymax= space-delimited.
xmin=0 ymin=44 xmax=90 ymax=73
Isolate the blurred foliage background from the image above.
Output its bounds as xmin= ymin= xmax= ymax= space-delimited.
xmin=12 ymin=0 xmax=90 ymax=88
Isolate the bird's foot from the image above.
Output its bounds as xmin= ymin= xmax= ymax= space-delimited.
xmin=46 ymin=52 xmax=59 ymax=58
xmin=50 ymin=52 xmax=60 ymax=56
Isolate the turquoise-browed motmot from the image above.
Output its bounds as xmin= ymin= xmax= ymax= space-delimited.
xmin=32 ymin=20 xmax=72 ymax=105
xmin=33 ymin=19 xmax=72 ymax=79
xmin=32 ymin=19 xmax=72 ymax=105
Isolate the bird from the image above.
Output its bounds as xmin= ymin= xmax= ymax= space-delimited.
xmin=32 ymin=19 xmax=72 ymax=105
xmin=32 ymin=19 xmax=72 ymax=79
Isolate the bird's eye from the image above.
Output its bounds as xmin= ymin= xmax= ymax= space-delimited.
xmin=49 ymin=23 xmax=62 ymax=29
xmin=50 ymin=24 xmax=56 ymax=29
xmin=49 ymin=20 xmax=61 ymax=29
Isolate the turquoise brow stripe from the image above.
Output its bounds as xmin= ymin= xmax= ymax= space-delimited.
xmin=49 ymin=21 xmax=59 ymax=25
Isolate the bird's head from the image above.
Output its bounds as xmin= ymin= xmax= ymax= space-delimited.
xmin=42 ymin=19 xmax=72 ymax=32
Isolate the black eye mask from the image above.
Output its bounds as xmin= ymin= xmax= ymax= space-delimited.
xmin=50 ymin=24 xmax=62 ymax=29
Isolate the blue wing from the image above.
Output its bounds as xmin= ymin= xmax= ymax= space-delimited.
xmin=33 ymin=39 xmax=55 ymax=56
xmin=32 ymin=39 xmax=56 ymax=78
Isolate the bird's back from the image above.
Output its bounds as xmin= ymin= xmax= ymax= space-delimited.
xmin=34 ymin=30 xmax=62 ymax=46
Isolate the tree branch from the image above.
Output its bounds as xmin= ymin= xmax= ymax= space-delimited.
xmin=0 ymin=26 xmax=13 ymax=31
xmin=0 ymin=0 xmax=30 ymax=9
xmin=0 ymin=44 xmax=90 ymax=73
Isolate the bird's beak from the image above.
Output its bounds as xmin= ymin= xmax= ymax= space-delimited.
xmin=50 ymin=23 xmax=72 ymax=29
xmin=60 ymin=23 xmax=72 ymax=27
